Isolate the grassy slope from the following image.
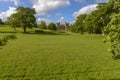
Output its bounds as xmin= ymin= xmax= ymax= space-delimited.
xmin=0 ymin=28 xmax=120 ymax=79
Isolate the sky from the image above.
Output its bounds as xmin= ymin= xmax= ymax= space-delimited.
xmin=0 ymin=0 xmax=108 ymax=24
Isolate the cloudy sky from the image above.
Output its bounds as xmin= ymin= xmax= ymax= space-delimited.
xmin=0 ymin=0 xmax=108 ymax=23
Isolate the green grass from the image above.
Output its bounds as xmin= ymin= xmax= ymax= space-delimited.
xmin=0 ymin=27 xmax=120 ymax=80
xmin=0 ymin=26 xmax=35 ymax=33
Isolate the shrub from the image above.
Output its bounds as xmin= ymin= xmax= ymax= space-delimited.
xmin=48 ymin=23 xmax=57 ymax=30
xmin=106 ymin=13 xmax=120 ymax=60
xmin=0 ymin=35 xmax=17 ymax=47
xmin=35 ymin=30 xmax=44 ymax=33
xmin=39 ymin=21 xmax=47 ymax=29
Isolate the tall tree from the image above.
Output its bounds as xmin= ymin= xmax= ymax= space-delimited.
xmin=70 ymin=14 xmax=87 ymax=33
xmin=7 ymin=6 xmax=37 ymax=33
xmin=105 ymin=0 xmax=120 ymax=59
xmin=48 ymin=23 xmax=57 ymax=30
xmin=95 ymin=1 xmax=115 ymax=34
xmin=39 ymin=21 xmax=47 ymax=29
xmin=7 ymin=14 xmax=20 ymax=31
xmin=114 ymin=0 xmax=120 ymax=13
xmin=84 ymin=13 xmax=99 ymax=33
xmin=106 ymin=13 xmax=120 ymax=60
xmin=0 ymin=19 xmax=4 ymax=25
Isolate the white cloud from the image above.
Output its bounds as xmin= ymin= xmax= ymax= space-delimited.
xmin=74 ymin=0 xmax=105 ymax=3
xmin=31 ymin=0 xmax=70 ymax=16
xmin=0 ymin=7 xmax=17 ymax=21
xmin=73 ymin=4 xmax=98 ymax=18
xmin=57 ymin=17 xmax=64 ymax=22
xmin=0 ymin=0 xmax=20 ymax=5
xmin=37 ymin=18 xmax=52 ymax=25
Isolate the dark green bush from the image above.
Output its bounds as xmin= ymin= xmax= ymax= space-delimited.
xmin=106 ymin=13 xmax=120 ymax=60
xmin=39 ymin=21 xmax=47 ymax=29
xmin=48 ymin=23 xmax=57 ymax=30
xmin=35 ymin=30 xmax=44 ymax=33
xmin=0 ymin=35 xmax=17 ymax=46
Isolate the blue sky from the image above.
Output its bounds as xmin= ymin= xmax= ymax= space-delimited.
xmin=0 ymin=0 xmax=108 ymax=24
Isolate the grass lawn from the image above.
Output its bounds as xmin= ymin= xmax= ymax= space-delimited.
xmin=0 ymin=28 xmax=120 ymax=80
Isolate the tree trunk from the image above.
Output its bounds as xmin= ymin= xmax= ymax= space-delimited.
xmin=23 ymin=26 xmax=27 ymax=33
xmin=14 ymin=27 xmax=16 ymax=31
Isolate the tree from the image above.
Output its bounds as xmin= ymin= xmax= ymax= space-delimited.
xmin=114 ymin=0 xmax=120 ymax=13
xmin=106 ymin=13 xmax=120 ymax=60
xmin=104 ymin=0 xmax=120 ymax=59
xmin=6 ymin=14 xmax=20 ymax=31
xmin=0 ymin=35 xmax=17 ymax=47
xmin=48 ymin=23 xmax=57 ymax=30
xmin=7 ymin=6 xmax=37 ymax=33
xmin=39 ymin=21 xmax=47 ymax=29
xmin=88 ymin=1 xmax=114 ymax=34
xmin=70 ymin=14 xmax=87 ymax=34
xmin=0 ymin=19 xmax=4 ymax=25
xmin=84 ymin=13 xmax=99 ymax=34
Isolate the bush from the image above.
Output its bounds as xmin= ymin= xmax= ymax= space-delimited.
xmin=35 ymin=30 xmax=44 ymax=33
xmin=106 ymin=13 xmax=120 ymax=60
xmin=48 ymin=23 xmax=57 ymax=30
xmin=39 ymin=21 xmax=47 ymax=29
xmin=0 ymin=35 xmax=17 ymax=46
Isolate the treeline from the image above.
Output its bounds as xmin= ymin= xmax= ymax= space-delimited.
xmin=71 ymin=0 xmax=120 ymax=59
xmin=70 ymin=0 xmax=120 ymax=34
xmin=0 ymin=6 xmax=70 ymax=33
xmin=38 ymin=21 xmax=57 ymax=30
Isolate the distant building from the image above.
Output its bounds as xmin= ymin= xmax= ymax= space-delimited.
xmin=56 ymin=22 xmax=70 ymax=30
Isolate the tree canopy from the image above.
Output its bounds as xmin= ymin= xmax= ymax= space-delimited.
xmin=105 ymin=0 xmax=120 ymax=59
xmin=48 ymin=23 xmax=57 ymax=30
xmin=70 ymin=0 xmax=120 ymax=59
xmin=70 ymin=14 xmax=87 ymax=34
xmin=39 ymin=21 xmax=47 ymax=29
xmin=0 ymin=35 xmax=17 ymax=47
xmin=70 ymin=0 xmax=119 ymax=34
xmin=7 ymin=6 xmax=37 ymax=33
xmin=0 ymin=19 xmax=4 ymax=25
xmin=106 ymin=13 xmax=120 ymax=60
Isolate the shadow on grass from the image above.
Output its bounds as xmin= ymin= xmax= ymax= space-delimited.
xmin=32 ymin=67 xmax=120 ymax=80
xmin=0 ymin=31 xmax=17 ymax=34
xmin=24 ymin=32 xmax=70 ymax=35
xmin=19 ymin=30 xmax=70 ymax=35
xmin=89 ymin=78 xmax=120 ymax=80
xmin=0 ymin=30 xmax=71 ymax=35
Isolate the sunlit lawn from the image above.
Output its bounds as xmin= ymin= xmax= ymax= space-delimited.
xmin=0 ymin=27 xmax=120 ymax=80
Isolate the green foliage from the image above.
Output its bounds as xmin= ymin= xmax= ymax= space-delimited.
xmin=106 ymin=13 xmax=120 ymax=60
xmin=71 ymin=0 xmax=118 ymax=34
xmin=0 ymin=35 xmax=17 ymax=47
xmin=7 ymin=6 xmax=37 ymax=33
xmin=70 ymin=14 xmax=87 ymax=34
xmin=39 ymin=21 xmax=47 ymax=29
xmin=84 ymin=13 xmax=98 ymax=34
xmin=6 ymin=14 xmax=20 ymax=31
xmin=48 ymin=23 xmax=57 ymax=30
xmin=114 ymin=0 xmax=120 ymax=13
xmin=0 ymin=19 xmax=4 ymax=25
